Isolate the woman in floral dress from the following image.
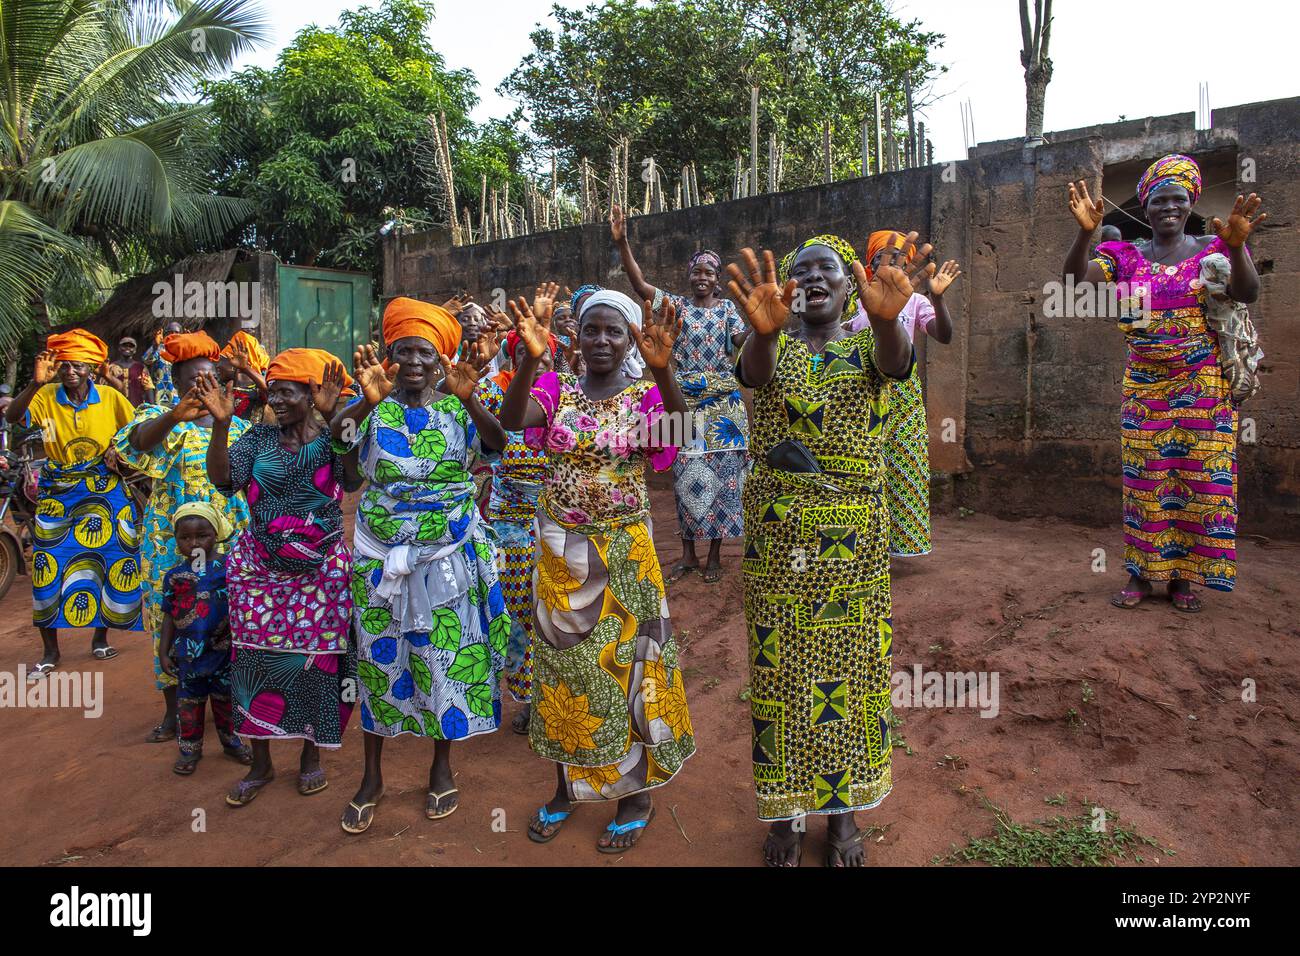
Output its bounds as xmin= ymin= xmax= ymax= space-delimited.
xmin=499 ymin=289 xmax=695 ymax=854
xmin=334 ymin=298 xmax=509 ymax=835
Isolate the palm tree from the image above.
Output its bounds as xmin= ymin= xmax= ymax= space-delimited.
xmin=0 ymin=0 xmax=270 ymax=353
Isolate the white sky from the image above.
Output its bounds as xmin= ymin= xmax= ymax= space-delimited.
xmin=234 ymin=0 xmax=1300 ymax=163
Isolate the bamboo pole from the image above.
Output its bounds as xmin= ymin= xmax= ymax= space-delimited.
xmin=750 ymin=86 xmax=760 ymax=196
xmin=874 ymin=92 xmax=883 ymax=176
xmin=903 ymin=74 xmax=916 ymax=167
xmin=767 ymin=132 xmax=775 ymax=191
xmin=480 ymin=174 xmax=488 ymax=238
xmin=861 ymin=118 xmax=869 ymax=176
xmin=885 ymin=102 xmax=896 ymax=172
xmin=822 ymin=121 xmax=832 ymax=183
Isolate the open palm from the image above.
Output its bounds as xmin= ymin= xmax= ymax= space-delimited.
xmin=726 ymin=248 xmax=796 ymax=337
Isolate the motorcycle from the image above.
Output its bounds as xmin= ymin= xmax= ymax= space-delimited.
xmin=0 ymin=426 xmax=43 ymax=601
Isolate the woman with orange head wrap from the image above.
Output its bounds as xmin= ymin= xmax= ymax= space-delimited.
xmin=4 ymin=331 xmax=141 ymax=674
xmin=1063 ymin=158 xmax=1267 ymax=613
xmin=850 ymin=230 xmax=961 ymax=559
xmin=217 ymin=331 xmax=271 ymax=422
xmin=331 ymin=297 xmax=509 ymax=834
xmin=193 ymin=347 xmax=361 ymax=805
xmin=114 ymin=329 xmax=251 ymax=743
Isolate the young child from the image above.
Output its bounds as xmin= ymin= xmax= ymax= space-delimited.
xmin=159 ymin=503 xmax=251 ymax=775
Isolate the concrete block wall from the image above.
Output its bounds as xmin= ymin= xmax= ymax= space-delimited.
xmin=385 ymin=97 xmax=1300 ymax=537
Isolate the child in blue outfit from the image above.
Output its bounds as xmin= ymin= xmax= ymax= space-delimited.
xmin=158 ymin=503 xmax=252 ymax=775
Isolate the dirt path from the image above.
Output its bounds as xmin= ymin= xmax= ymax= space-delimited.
xmin=2 ymin=480 xmax=1296 ymax=867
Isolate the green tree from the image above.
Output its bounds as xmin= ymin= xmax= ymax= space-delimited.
xmin=501 ymin=0 xmax=944 ymax=202
xmin=0 ymin=0 xmax=268 ymax=353
xmin=206 ymin=0 xmax=531 ymax=274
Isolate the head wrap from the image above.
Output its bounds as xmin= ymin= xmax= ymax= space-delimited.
xmin=1137 ymin=154 xmax=1201 ymax=207
xmin=172 ymin=500 xmax=233 ymax=543
xmin=266 ymin=348 xmax=355 ymax=395
xmin=46 ymin=329 xmax=108 ymax=366
xmin=579 ymin=289 xmax=644 ymax=378
xmin=119 ymin=336 xmax=137 ymax=348
xmin=222 ymin=330 xmax=270 ymax=373
xmin=383 ymin=297 xmax=461 ymax=358
xmin=161 ymin=331 xmax=221 ymax=365
xmin=779 ymin=235 xmax=861 ymax=320
xmin=862 ymin=230 xmax=915 ymax=282
xmin=570 ymin=284 xmax=602 ymax=314
xmin=505 ymin=329 xmax=558 ymax=361
xmin=687 ymin=250 xmax=722 ymax=275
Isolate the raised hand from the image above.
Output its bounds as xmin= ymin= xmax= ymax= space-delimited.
xmin=227 ymin=341 xmax=251 ymax=373
xmin=442 ymin=292 xmax=472 ymax=313
xmin=1211 ymin=193 xmax=1268 ymax=249
xmin=609 ymin=203 xmax=627 ymax=242
xmin=929 ymin=259 xmax=962 ymax=296
xmin=726 ymin=247 xmax=796 ymax=337
xmin=33 ymin=350 xmax=59 ymax=385
xmin=631 ymin=298 xmax=683 ymax=370
xmin=487 ymin=308 xmax=513 ymax=333
xmin=193 ymin=371 xmax=235 ymax=424
xmin=172 ymin=385 xmax=209 ymax=423
xmin=313 ymin=360 xmax=347 ymax=415
xmin=855 ymin=231 xmax=934 ymax=323
xmin=99 ymin=363 xmax=128 ymax=391
xmin=506 ymin=296 xmax=549 ymax=359
xmin=532 ymin=281 xmax=561 ymax=328
xmin=1068 ymin=179 xmax=1105 ymax=232
xmin=354 ymin=344 xmax=397 ymax=405
xmin=437 ymin=350 xmax=489 ymax=401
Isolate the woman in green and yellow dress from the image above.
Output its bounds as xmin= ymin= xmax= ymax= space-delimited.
xmin=727 ymin=235 xmax=933 ymax=866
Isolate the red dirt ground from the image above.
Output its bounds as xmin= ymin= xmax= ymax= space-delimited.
xmin=2 ymin=477 xmax=1296 ymax=867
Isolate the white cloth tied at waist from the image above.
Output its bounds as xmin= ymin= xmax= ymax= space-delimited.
xmin=353 ymin=508 xmax=480 ymax=633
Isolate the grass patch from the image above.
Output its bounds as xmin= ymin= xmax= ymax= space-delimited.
xmin=933 ymin=796 xmax=1175 ymax=867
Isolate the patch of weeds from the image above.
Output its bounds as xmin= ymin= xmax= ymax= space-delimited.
xmin=1066 ymin=707 xmax=1086 ymax=731
xmin=939 ymin=754 xmax=966 ymax=771
xmin=737 ymin=685 xmax=751 ymax=702
xmin=1081 ymin=680 xmax=1095 ymax=704
xmin=928 ymin=643 xmax=943 ymax=653
xmin=957 ymin=507 xmax=975 ymax=519
xmin=701 ymin=676 xmax=721 ymax=690
xmin=1044 ymin=793 xmax=1067 ymax=806
xmin=888 ymin=712 xmax=913 ymax=755
xmin=934 ymin=797 xmax=1175 ymax=867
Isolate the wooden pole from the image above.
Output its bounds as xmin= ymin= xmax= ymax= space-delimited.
xmin=861 ymin=119 xmax=869 ymax=176
xmin=551 ymin=154 xmax=558 ymax=227
xmin=750 ymin=86 xmax=760 ymax=196
xmin=885 ymin=101 xmax=896 ymax=172
xmin=503 ymin=181 xmax=511 ymax=238
xmin=480 ymin=174 xmax=488 ymax=238
xmin=769 ymin=131 xmax=777 ymax=191
xmin=926 ymin=139 xmax=934 ymax=165
xmin=903 ymin=74 xmax=916 ymax=167
xmin=822 ymin=121 xmax=832 ymax=183
xmin=874 ymin=92 xmax=883 ymax=175
xmin=918 ymin=121 xmax=926 ymax=165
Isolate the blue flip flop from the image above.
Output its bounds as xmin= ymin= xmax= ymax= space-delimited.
xmin=597 ymin=804 xmax=655 ymax=854
xmin=528 ymin=805 xmax=572 ymax=844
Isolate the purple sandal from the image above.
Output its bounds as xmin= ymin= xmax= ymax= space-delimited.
xmin=225 ymin=774 xmax=275 ymax=807
xmin=298 ymin=768 xmax=329 ymax=796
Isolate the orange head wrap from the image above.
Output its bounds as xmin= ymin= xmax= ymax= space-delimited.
xmin=382 ymin=297 xmax=461 ymax=358
xmin=46 ymin=329 xmax=108 ymax=366
xmin=266 ymin=348 xmax=355 ymax=396
xmin=863 ymin=230 xmax=915 ymax=282
xmin=221 ymin=330 xmax=270 ymax=374
xmin=161 ymin=331 xmax=221 ymax=366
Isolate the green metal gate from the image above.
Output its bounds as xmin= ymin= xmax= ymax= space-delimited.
xmin=276 ymin=264 xmax=373 ymax=359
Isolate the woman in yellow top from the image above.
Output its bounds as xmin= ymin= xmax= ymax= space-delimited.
xmin=4 ymin=330 xmax=142 ymax=676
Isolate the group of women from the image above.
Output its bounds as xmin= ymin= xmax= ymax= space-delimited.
xmin=7 ymin=152 xmax=1265 ymax=865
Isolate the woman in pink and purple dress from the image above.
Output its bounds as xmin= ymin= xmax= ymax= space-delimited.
xmin=1063 ymin=154 xmax=1267 ymax=612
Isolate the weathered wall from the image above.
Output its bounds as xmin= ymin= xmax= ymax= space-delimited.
xmin=386 ymin=97 xmax=1300 ymax=537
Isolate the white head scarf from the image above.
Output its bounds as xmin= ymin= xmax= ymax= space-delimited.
xmin=578 ymin=289 xmax=644 ymax=379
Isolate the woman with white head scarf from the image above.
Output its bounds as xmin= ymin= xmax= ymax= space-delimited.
xmin=496 ymin=288 xmax=695 ymax=855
